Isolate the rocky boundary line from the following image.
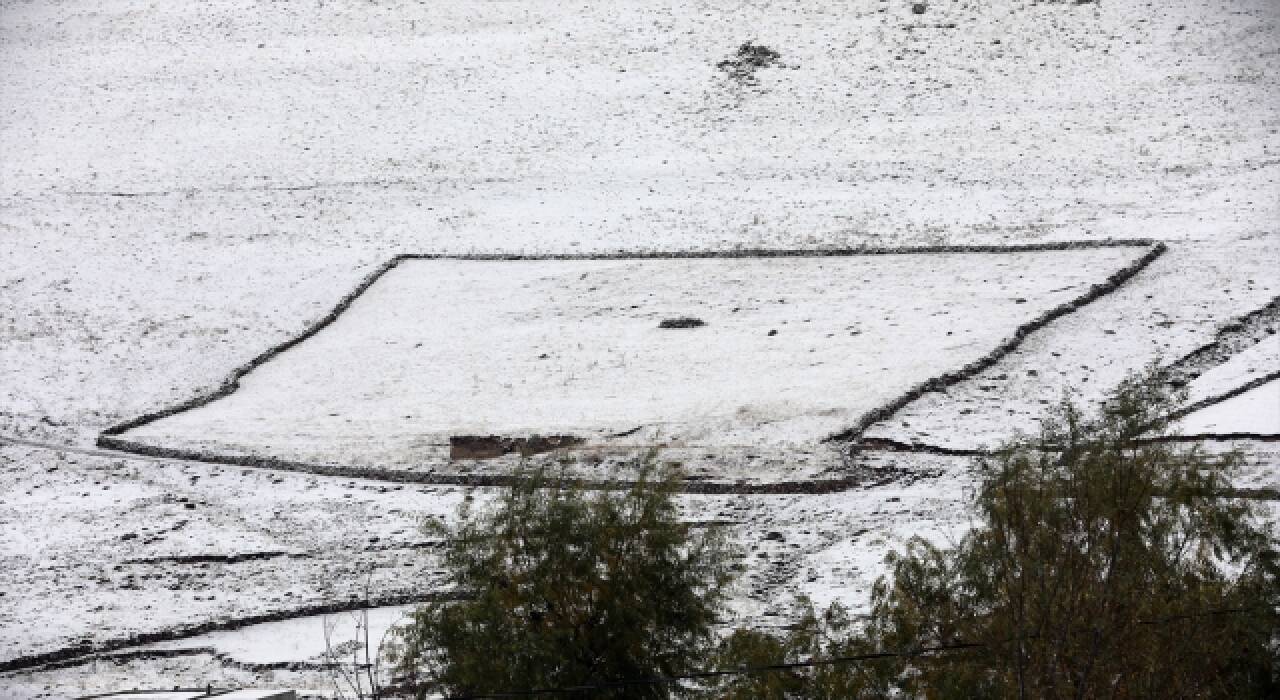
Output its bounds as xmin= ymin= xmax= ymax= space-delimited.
xmin=856 ymin=437 xmax=992 ymax=458
xmin=0 ymin=592 xmax=462 ymax=675
xmin=116 ymin=525 xmax=738 ymax=571
xmin=4 ymin=434 xmax=926 ymax=494
xmin=95 ymin=240 xmax=1162 ymax=486
xmin=122 ymin=551 xmax=309 ymax=566
xmin=33 ymin=644 xmax=373 ymax=675
xmin=1146 ymin=434 xmax=1280 ymax=445
xmin=1162 ymin=296 xmax=1280 ymax=385
xmin=829 ymin=242 xmax=1167 ymax=446
xmin=842 ymin=298 xmax=1280 ymax=457
xmin=1164 ymin=369 xmax=1280 ymax=429
xmin=84 ymin=438 xmax=922 ymax=495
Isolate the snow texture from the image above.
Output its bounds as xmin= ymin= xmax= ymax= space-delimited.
xmin=1177 ymin=380 xmax=1280 ymax=436
xmin=2 ymin=0 xmax=1279 ymax=695
xmin=1185 ymin=332 xmax=1280 ymax=405
xmin=118 ymin=249 xmax=1142 ymax=474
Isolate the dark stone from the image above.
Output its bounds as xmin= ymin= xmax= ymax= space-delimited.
xmin=450 ymin=434 xmax=586 ymax=460
xmin=659 ymin=317 xmax=706 ymax=329
xmin=911 ymin=2 xmax=927 ymax=14
xmin=717 ymin=41 xmax=782 ymax=82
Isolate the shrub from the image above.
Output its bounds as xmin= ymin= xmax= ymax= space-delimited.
xmin=711 ymin=601 xmax=894 ymax=699
xmin=717 ymin=371 xmax=1279 ymax=697
xmin=390 ymin=463 xmax=739 ymax=699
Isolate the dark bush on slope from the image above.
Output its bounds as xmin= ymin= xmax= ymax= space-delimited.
xmin=714 ymin=371 xmax=1279 ymax=698
xmin=390 ymin=463 xmax=739 ymax=699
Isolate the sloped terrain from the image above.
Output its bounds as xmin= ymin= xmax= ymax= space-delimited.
xmin=113 ymin=247 xmax=1150 ymax=484
xmin=1 ymin=0 xmax=1277 ymax=696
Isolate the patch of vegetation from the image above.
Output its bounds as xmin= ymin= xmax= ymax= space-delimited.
xmin=389 ymin=371 xmax=1277 ymax=698
xmin=715 ymin=370 xmax=1280 ymax=697
xmin=390 ymin=463 xmax=738 ymax=699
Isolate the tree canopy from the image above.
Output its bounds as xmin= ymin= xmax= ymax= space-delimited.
xmin=392 ymin=372 xmax=1278 ymax=698
xmin=715 ymin=372 xmax=1279 ymax=698
xmin=391 ymin=464 xmax=738 ymax=699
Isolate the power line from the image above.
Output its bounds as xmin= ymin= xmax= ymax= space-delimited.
xmin=385 ymin=604 xmax=1274 ymax=699
xmin=428 ymin=640 xmax=984 ymax=699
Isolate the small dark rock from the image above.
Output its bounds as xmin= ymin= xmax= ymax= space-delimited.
xmin=717 ymin=41 xmax=782 ymax=82
xmin=767 ymin=329 xmax=778 ymax=336
xmin=450 ymin=434 xmax=585 ymax=460
xmin=659 ymin=317 xmax=706 ymax=329
xmin=764 ymin=531 xmax=785 ymax=541
xmin=911 ymin=2 xmax=927 ymax=14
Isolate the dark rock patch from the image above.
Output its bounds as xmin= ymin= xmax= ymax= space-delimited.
xmin=659 ymin=317 xmax=706 ymax=329
xmin=717 ymin=41 xmax=782 ymax=83
xmin=449 ymin=434 xmax=586 ymax=460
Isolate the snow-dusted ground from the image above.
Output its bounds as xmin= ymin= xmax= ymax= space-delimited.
xmin=1178 ymin=381 xmax=1280 ymax=436
xmin=0 ymin=443 xmax=459 ymax=668
xmin=2 ymin=0 xmax=1278 ymax=695
xmin=1185 ymin=331 xmax=1279 ymax=403
xmin=1172 ymin=331 xmax=1280 ymax=436
xmin=0 ymin=441 xmax=973 ymax=697
xmin=140 ymin=605 xmax=417 ymax=665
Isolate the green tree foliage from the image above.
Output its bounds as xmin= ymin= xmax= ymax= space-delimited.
xmin=710 ymin=601 xmax=895 ymax=699
xmin=391 ymin=463 xmax=738 ymax=699
xmin=716 ymin=372 xmax=1279 ymax=698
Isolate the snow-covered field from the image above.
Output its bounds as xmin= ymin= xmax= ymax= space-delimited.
xmin=117 ymin=248 xmax=1146 ymax=481
xmin=2 ymin=0 xmax=1278 ymax=696
xmin=1178 ymin=381 xmax=1280 ymax=435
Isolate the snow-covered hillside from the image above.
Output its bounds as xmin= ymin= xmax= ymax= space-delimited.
xmin=1 ymin=0 xmax=1277 ymax=696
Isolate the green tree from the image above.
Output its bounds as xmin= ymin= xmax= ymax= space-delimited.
xmin=391 ymin=463 xmax=738 ymax=699
xmin=710 ymin=600 xmax=894 ymax=699
xmin=716 ymin=371 xmax=1279 ymax=698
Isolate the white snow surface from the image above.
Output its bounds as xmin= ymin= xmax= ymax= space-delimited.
xmin=142 ymin=605 xmax=416 ymax=665
xmin=2 ymin=0 xmax=1279 ymax=695
xmin=122 ymin=249 xmax=1140 ymax=470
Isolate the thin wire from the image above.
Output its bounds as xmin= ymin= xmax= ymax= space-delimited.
xmin=408 ymin=604 xmax=1276 ymax=699
xmin=436 ymin=640 xmax=984 ymax=699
